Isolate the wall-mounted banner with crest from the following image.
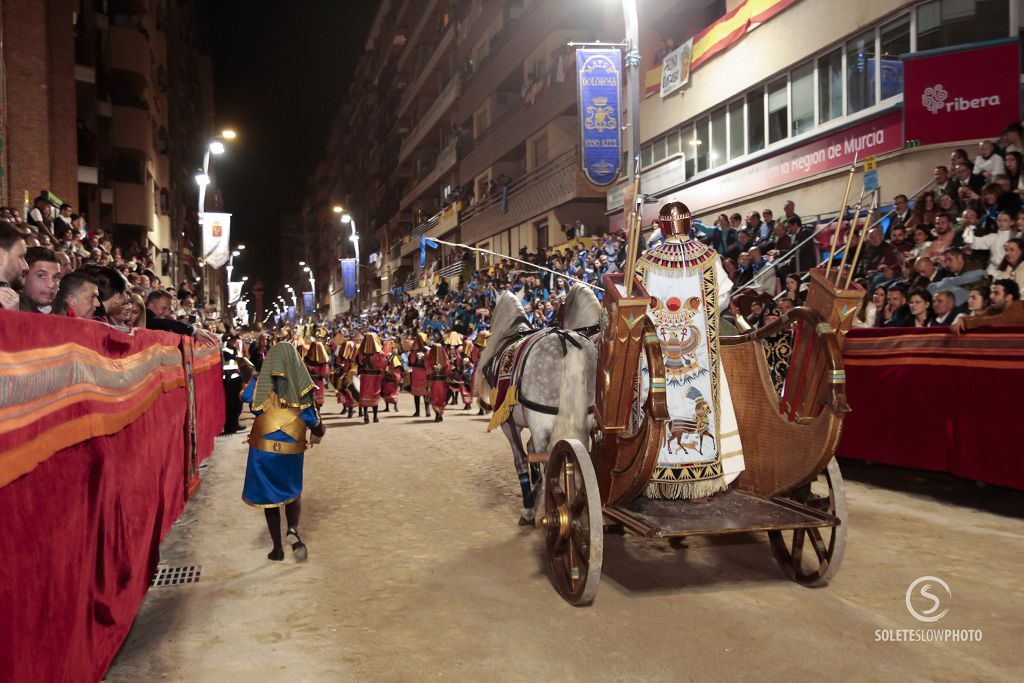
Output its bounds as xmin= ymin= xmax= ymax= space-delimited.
xmin=576 ymin=48 xmax=622 ymax=189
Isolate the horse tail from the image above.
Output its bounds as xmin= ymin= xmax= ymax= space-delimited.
xmin=549 ymin=337 xmax=589 ymax=446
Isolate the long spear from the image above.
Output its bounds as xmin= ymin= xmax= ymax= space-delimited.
xmin=844 ymin=189 xmax=880 ymax=289
xmin=622 ymin=154 xmax=644 ymax=297
xmin=824 ymin=151 xmax=859 ymax=283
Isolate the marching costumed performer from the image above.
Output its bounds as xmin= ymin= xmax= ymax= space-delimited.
xmin=409 ymin=331 xmax=431 ymax=418
xmin=442 ymin=331 xmax=465 ymax=407
xmin=241 ymin=342 xmax=325 ymax=562
xmin=356 ymin=332 xmax=386 ymax=423
xmin=334 ymin=339 xmax=359 ymax=418
xmin=380 ymin=335 xmax=402 ymax=412
xmin=426 ymin=342 xmax=451 ymax=422
xmin=304 ymin=339 xmax=330 ymax=409
xmin=469 ymin=330 xmax=490 ymax=415
xmin=636 ymin=202 xmax=744 ymax=500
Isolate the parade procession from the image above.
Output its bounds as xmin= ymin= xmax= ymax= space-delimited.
xmin=1 ymin=1 xmax=1023 ymax=681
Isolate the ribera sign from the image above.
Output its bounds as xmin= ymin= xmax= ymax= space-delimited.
xmin=903 ymin=40 xmax=1020 ymax=145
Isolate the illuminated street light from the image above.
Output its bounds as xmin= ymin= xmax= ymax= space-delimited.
xmin=194 ymin=171 xmax=210 ymax=187
xmin=221 ymin=129 xmax=237 ymax=140
xmin=209 ymin=140 xmax=226 ymax=155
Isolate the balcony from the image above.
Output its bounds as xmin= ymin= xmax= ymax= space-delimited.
xmin=460 ymin=79 xmax=574 ymax=182
xmin=112 ymin=181 xmax=153 ymax=228
xmin=457 ymin=0 xmax=574 ymax=120
xmin=395 ymin=0 xmax=439 ymax=75
xmin=460 ymin=148 xmax=601 ymax=245
xmin=110 ymin=105 xmax=152 ymax=155
xmin=399 ymin=135 xmax=467 ymax=210
xmin=108 ymin=26 xmax=149 ymax=84
xmin=396 ymin=18 xmax=454 ymax=118
xmin=398 ymin=75 xmax=461 ymax=163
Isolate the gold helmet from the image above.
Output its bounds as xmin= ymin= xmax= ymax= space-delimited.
xmin=443 ymin=330 xmax=464 ymax=347
xmin=360 ymin=332 xmax=383 ymax=355
xmin=341 ymin=340 xmax=357 ymax=360
xmin=657 ymin=201 xmax=692 ymax=237
xmin=412 ymin=331 xmax=430 ymax=352
xmin=473 ymin=330 xmax=491 ymax=348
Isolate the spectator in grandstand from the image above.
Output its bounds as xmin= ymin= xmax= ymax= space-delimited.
xmin=907 ymin=289 xmax=934 ymax=327
xmin=782 ymin=200 xmax=800 ymax=225
xmin=146 ymin=289 xmax=219 ymax=344
xmin=973 ymin=140 xmax=1006 ymax=181
xmin=934 ymin=165 xmax=958 ymax=199
xmin=881 ymin=283 xmax=912 ymax=327
xmin=888 ymin=224 xmax=913 ymax=257
xmin=83 ymin=265 xmax=130 ymax=327
xmin=857 ymin=228 xmax=900 ymax=283
xmin=19 ymin=247 xmax=61 ymax=314
xmin=952 ymin=279 xmax=1022 ymax=333
xmin=781 ymin=273 xmax=804 ymax=304
xmin=1003 ymin=151 xmax=1024 ymax=194
xmin=908 ymin=226 xmax=932 ymax=258
xmin=930 ymin=247 xmax=986 ymax=305
xmin=937 ymin=190 xmax=960 ymax=217
xmin=966 ymin=211 xmax=1017 ymax=274
xmin=892 ymin=194 xmax=912 ymax=226
xmin=955 ymin=161 xmax=985 ymax=204
xmin=854 ymin=284 xmax=886 ymax=328
xmin=1002 ymin=123 xmax=1024 ymax=154
xmin=53 ymin=270 xmax=99 ymax=319
xmin=926 ymin=213 xmax=959 ymax=258
xmin=929 ymin=289 xmax=959 ymax=326
xmin=994 ymin=237 xmax=1024 ymax=290
xmin=0 ymin=222 xmax=29 ymax=311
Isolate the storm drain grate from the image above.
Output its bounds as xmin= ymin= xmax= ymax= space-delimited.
xmin=151 ymin=565 xmax=202 ymax=588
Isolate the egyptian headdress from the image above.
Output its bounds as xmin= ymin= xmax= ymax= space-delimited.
xmin=252 ymin=342 xmax=317 ymax=411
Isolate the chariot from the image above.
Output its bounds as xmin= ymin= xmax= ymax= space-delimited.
xmin=534 ymin=266 xmax=862 ymax=605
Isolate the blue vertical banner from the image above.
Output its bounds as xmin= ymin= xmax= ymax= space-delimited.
xmin=341 ymin=258 xmax=357 ymax=299
xmin=302 ymin=292 xmax=313 ymax=316
xmin=576 ymin=48 xmax=622 ymax=188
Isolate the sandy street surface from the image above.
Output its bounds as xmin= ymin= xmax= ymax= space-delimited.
xmin=107 ymin=395 xmax=1024 ymax=682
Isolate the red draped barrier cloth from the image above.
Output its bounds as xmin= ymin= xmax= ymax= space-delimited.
xmin=0 ymin=310 xmax=224 ymax=682
xmin=838 ymin=326 xmax=1024 ymax=491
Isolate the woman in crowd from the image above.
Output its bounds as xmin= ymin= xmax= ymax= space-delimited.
xmin=995 ymin=237 xmax=1024 ymax=290
xmin=1003 ymin=151 xmax=1024 ymax=195
xmin=908 ymin=191 xmax=936 ymax=230
xmin=907 ymin=288 xmax=933 ymax=328
xmin=937 ymin=191 xmax=960 ymax=218
xmin=908 ymin=226 xmax=933 ymax=259
xmin=781 ymin=273 xmax=804 ymax=304
xmin=854 ymin=285 xmax=887 ymax=328
xmin=955 ymin=285 xmax=991 ymax=324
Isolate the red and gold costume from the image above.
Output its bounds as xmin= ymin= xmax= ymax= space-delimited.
xmin=409 ymin=332 xmax=430 ymax=397
xmin=426 ymin=343 xmax=452 ymax=420
xmin=303 ymin=340 xmax=330 ymax=408
xmin=356 ymin=333 xmax=386 ymax=409
xmin=334 ymin=340 xmax=359 ymax=413
xmin=380 ymin=338 xmax=402 ymax=409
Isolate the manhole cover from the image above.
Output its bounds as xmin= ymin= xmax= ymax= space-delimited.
xmin=152 ymin=565 xmax=202 ymax=588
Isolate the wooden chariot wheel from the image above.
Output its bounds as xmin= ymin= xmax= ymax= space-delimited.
xmin=768 ymin=456 xmax=848 ymax=587
xmin=541 ymin=439 xmax=604 ymax=606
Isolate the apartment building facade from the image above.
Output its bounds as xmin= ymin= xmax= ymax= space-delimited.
xmin=1 ymin=0 xmax=214 ymax=292
xmin=614 ymin=0 xmax=1023 ymax=228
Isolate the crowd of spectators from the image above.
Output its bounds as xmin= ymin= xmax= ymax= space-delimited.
xmin=0 ymin=191 xmax=219 ymax=344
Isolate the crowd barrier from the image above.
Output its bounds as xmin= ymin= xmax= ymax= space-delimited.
xmin=839 ymin=326 xmax=1024 ymax=491
xmin=0 ymin=310 xmax=224 ymax=682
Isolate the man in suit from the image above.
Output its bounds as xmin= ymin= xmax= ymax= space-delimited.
xmin=146 ymin=289 xmax=219 ymax=344
xmin=954 ymin=161 xmax=985 ymax=199
xmin=891 ymin=195 xmax=912 ymax=227
xmin=910 ymin=256 xmax=950 ymax=291
xmin=933 ymin=165 xmax=958 ymax=199
xmin=928 ymin=290 xmax=960 ymax=326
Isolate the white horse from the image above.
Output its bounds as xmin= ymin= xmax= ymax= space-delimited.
xmin=475 ymin=285 xmax=602 ymax=524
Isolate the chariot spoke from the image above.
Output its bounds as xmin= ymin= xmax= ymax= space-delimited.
xmin=790 ymin=529 xmax=805 ymax=571
xmin=807 ymin=527 xmax=829 ymax=564
xmin=571 ymin=528 xmax=590 ymax=559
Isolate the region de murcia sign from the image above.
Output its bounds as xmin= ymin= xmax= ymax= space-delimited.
xmin=576 ymin=48 xmax=622 ymax=189
xmin=903 ymin=39 xmax=1020 ymax=146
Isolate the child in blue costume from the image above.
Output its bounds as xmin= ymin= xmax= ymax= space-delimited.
xmin=241 ymin=342 xmax=325 ymax=561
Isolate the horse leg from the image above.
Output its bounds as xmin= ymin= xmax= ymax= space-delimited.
xmin=501 ymin=420 xmax=535 ymax=524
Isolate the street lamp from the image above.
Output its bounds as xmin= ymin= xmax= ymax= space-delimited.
xmin=303 ymin=266 xmax=316 ymax=316
xmin=196 ymin=131 xmax=238 ymax=218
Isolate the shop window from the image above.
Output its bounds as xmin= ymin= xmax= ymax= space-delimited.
xmin=767 ymin=78 xmax=788 ymax=144
xmin=710 ymin=107 xmax=727 ymax=168
xmin=747 ymin=90 xmax=765 ymax=154
xmin=817 ymin=49 xmax=843 ymax=125
xmin=728 ymin=99 xmax=745 ymax=160
xmin=846 ymin=30 xmax=876 ymax=115
xmin=880 ymin=15 xmax=910 ymax=100
xmin=694 ymin=117 xmax=709 ymax=173
xmin=681 ymin=124 xmax=695 ymax=178
xmin=916 ymin=0 xmax=1010 ymax=52
xmin=790 ymin=62 xmax=814 ymax=136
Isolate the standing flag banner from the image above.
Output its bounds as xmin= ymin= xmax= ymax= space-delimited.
xmin=576 ymin=48 xmax=622 ymax=189
xmin=302 ymin=292 xmax=314 ymax=316
xmin=235 ymin=300 xmax=249 ymax=325
xmin=201 ymin=212 xmax=232 ymax=269
xmin=227 ymin=281 xmax=243 ymax=304
xmin=340 ymin=258 xmax=357 ymax=300
xmin=902 ymin=39 xmax=1020 ymax=146
xmin=660 ymin=38 xmax=693 ymax=98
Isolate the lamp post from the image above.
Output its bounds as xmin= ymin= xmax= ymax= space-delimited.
xmin=303 ymin=266 xmax=316 ymax=317
xmin=339 ymin=212 xmax=361 ymax=312
xmin=621 ymin=0 xmax=640 ymax=181
xmin=196 ymin=129 xmax=237 ymax=219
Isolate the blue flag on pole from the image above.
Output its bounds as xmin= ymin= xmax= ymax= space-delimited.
xmin=341 ymin=258 xmax=357 ymax=299
xmin=420 ymin=236 xmax=439 ymax=267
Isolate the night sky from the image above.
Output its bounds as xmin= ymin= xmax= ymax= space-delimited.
xmin=198 ymin=1 xmax=378 ymax=297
